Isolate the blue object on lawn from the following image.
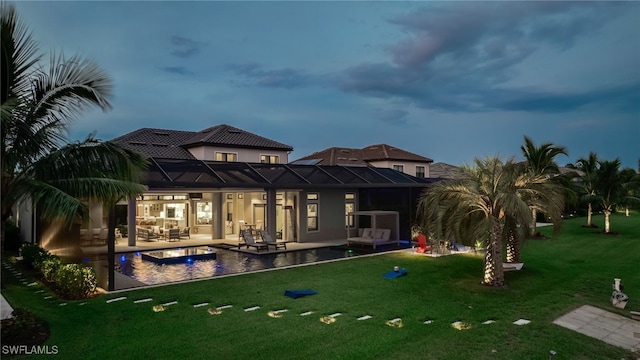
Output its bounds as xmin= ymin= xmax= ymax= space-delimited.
xmin=284 ymin=289 xmax=318 ymax=299
xmin=383 ymin=268 xmax=407 ymax=279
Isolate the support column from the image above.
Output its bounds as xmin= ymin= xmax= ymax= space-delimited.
xmin=128 ymin=197 xmax=137 ymax=246
xmin=266 ymin=188 xmax=277 ymax=239
xmin=211 ymin=192 xmax=223 ymax=239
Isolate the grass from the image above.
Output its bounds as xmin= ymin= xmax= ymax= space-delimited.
xmin=2 ymin=213 xmax=639 ymax=359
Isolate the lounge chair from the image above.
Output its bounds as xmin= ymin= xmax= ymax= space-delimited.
xmin=240 ymin=230 xmax=268 ymax=252
xmin=180 ymin=227 xmax=190 ymax=239
xmin=259 ymin=230 xmax=286 ymax=250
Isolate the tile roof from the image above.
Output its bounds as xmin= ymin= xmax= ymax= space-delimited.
xmin=290 ymin=147 xmax=367 ymax=166
xmin=292 ymin=144 xmax=433 ymax=165
xmin=110 ymin=128 xmax=197 ymax=159
xmin=361 ymin=144 xmax=433 ymax=162
xmin=110 ymin=124 xmax=293 ymax=159
xmin=182 ymin=124 xmax=293 ymax=151
xmin=429 ymin=162 xmax=462 ymax=179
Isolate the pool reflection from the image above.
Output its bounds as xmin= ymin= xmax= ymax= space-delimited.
xmin=114 ymin=247 xmax=359 ymax=286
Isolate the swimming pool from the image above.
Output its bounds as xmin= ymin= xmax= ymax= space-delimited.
xmin=113 ymin=246 xmax=364 ymax=286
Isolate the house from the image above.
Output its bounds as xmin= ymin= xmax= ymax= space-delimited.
xmin=291 ymin=144 xmax=434 ymax=178
xmin=24 ymin=125 xmax=437 ymax=255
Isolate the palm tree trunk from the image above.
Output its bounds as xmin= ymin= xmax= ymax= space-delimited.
xmin=604 ymin=211 xmax=611 ymax=233
xmin=483 ymin=221 xmax=504 ymax=287
xmin=530 ymin=208 xmax=537 ymax=237
xmin=505 ymin=229 xmax=520 ymax=263
xmin=586 ymin=203 xmax=592 ymax=226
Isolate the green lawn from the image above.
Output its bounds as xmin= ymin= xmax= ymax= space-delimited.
xmin=2 ymin=213 xmax=639 ymax=359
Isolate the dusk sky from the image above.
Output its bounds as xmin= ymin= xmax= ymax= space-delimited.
xmin=14 ymin=1 xmax=640 ymax=170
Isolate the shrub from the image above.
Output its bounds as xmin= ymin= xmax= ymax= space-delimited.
xmin=56 ymin=264 xmax=97 ymax=299
xmin=19 ymin=244 xmax=51 ymax=269
xmin=40 ymin=257 xmax=63 ymax=283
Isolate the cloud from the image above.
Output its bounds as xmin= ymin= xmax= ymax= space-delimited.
xmin=160 ymin=66 xmax=194 ymax=76
xmin=373 ymin=108 xmax=409 ymax=126
xmin=227 ymin=63 xmax=310 ymax=89
xmin=336 ymin=2 xmax=629 ymax=113
xmin=169 ymin=35 xmax=204 ymax=58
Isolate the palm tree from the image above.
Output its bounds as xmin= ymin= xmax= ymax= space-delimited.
xmin=574 ymin=152 xmax=600 ymax=227
xmin=1 ymin=3 xmax=147 ymax=241
xmin=595 ymin=159 xmax=639 ymax=233
xmin=418 ymin=156 xmax=559 ymax=287
xmin=520 ymin=136 xmax=568 ymax=236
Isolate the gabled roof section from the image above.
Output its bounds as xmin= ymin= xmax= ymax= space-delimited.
xmin=182 ymin=124 xmax=293 ymax=151
xmin=291 ymin=147 xmax=367 ymax=166
xmin=110 ymin=128 xmax=197 ymax=160
xmin=292 ymin=144 xmax=433 ymax=165
xmin=361 ymin=144 xmax=433 ymax=163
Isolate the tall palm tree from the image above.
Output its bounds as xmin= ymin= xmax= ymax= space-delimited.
xmin=1 ymin=3 xmax=146 ymax=239
xmin=520 ymin=136 xmax=568 ymax=236
xmin=418 ymin=156 xmax=558 ymax=287
xmin=574 ymin=152 xmax=600 ymax=227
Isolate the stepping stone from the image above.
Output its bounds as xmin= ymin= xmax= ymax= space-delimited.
xmin=300 ymin=311 xmax=314 ymax=316
xmin=357 ymin=315 xmax=372 ymax=321
xmin=27 ymin=282 xmax=38 ymax=287
xmin=513 ymin=319 xmax=530 ymax=326
xmin=483 ymin=320 xmax=496 ymax=324
xmin=328 ymin=313 xmax=342 ymax=318
xmin=59 ymin=303 xmax=67 ymax=306
xmin=244 ymin=306 xmax=260 ymax=312
xmin=217 ymin=305 xmax=233 ymax=310
xmin=44 ymin=296 xmax=52 ymax=300
xmin=162 ymin=301 xmax=178 ymax=307
xmin=106 ymin=297 xmax=126 ymax=303
xmin=423 ymin=320 xmax=434 ymax=325
xmin=134 ymin=298 xmax=153 ymax=304
xmin=193 ymin=302 xmax=209 ymax=308
xmin=35 ymin=290 xmax=44 ymax=293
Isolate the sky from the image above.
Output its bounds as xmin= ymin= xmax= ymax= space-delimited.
xmin=13 ymin=1 xmax=640 ymax=170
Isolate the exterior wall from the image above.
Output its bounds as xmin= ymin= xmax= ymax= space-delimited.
xmin=187 ymin=145 xmax=289 ymax=163
xmin=297 ymin=188 xmax=357 ymax=243
xmin=367 ymin=160 xmax=430 ymax=177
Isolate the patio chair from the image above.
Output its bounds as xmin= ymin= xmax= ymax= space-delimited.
xmin=259 ymin=230 xmax=286 ymax=251
xmin=168 ymin=228 xmax=181 ymax=242
xmin=240 ymin=230 xmax=268 ymax=252
xmin=179 ymin=227 xmax=190 ymax=239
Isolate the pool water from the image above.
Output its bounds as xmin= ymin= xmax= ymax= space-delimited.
xmin=114 ymin=246 xmax=364 ymax=286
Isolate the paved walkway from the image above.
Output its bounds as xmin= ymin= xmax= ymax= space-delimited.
xmin=553 ymin=304 xmax=640 ymax=352
xmin=1 ymin=293 xmax=14 ymax=320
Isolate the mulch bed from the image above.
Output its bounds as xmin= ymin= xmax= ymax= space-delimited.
xmin=0 ymin=308 xmax=50 ymax=347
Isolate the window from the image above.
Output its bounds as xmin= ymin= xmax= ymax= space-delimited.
xmin=196 ymin=202 xmax=212 ymax=225
xmin=416 ymin=166 xmax=425 ymax=178
xmin=307 ymin=193 xmax=319 ymax=232
xmin=215 ymin=152 xmax=237 ymax=162
xmin=345 ymin=192 xmax=355 ymax=228
xmin=260 ymin=155 xmax=279 ymax=164
xmin=393 ymin=164 xmax=404 ymax=172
